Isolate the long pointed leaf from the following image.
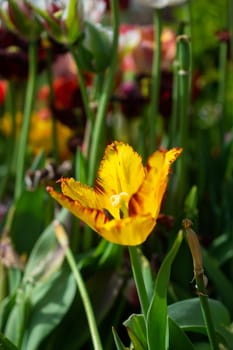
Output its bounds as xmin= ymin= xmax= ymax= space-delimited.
xmin=0 ymin=332 xmax=18 ymax=350
xmin=22 ymin=267 xmax=76 ymax=350
xmin=146 ymin=231 xmax=183 ymax=350
xmin=112 ymin=327 xmax=128 ymax=350
xmin=123 ymin=314 xmax=147 ymax=350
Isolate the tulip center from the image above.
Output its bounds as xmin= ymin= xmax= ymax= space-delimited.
xmin=110 ymin=191 xmax=129 ymax=218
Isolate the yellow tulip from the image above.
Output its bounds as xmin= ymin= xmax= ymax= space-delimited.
xmin=47 ymin=141 xmax=182 ymax=245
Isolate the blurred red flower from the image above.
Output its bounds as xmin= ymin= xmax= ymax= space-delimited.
xmin=0 ymin=80 xmax=7 ymax=105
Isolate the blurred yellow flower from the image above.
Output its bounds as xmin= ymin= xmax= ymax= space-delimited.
xmin=0 ymin=110 xmax=73 ymax=158
xmin=48 ymin=141 xmax=182 ymax=245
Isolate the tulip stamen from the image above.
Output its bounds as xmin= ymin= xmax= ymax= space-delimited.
xmin=110 ymin=192 xmax=129 ymax=218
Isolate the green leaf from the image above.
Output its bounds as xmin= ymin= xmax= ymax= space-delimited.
xmin=66 ymin=0 xmax=82 ymax=44
xmin=21 ymin=266 xmax=76 ymax=350
xmin=128 ymin=247 xmax=149 ymax=316
xmin=28 ymin=150 xmax=45 ymax=172
xmin=10 ymin=188 xmax=47 ymax=255
xmin=8 ymin=269 xmax=22 ymax=295
xmin=73 ymin=41 xmax=94 ymax=72
xmin=168 ymin=298 xmax=233 ymax=348
xmin=23 ymin=209 xmax=68 ymax=283
xmin=77 ymin=21 xmax=112 ymax=72
xmin=168 ymin=298 xmax=230 ymax=330
xmin=194 ymin=343 xmax=211 ymax=350
xmin=0 ymin=291 xmax=17 ymax=333
xmin=0 ymin=261 xmax=7 ymax=302
xmin=138 ymin=251 xmax=154 ymax=302
xmin=210 ymin=233 xmax=233 ymax=265
xmin=74 ymin=146 xmax=87 ymax=182
xmin=4 ymin=287 xmax=30 ymax=347
xmin=123 ymin=314 xmax=147 ymax=350
xmin=184 ymin=185 xmax=198 ymax=221
xmin=146 ymin=231 xmax=183 ymax=350
xmin=112 ymin=327 xmax=128 ymax=350
xmin=43 ymin=265 xmax=123 ymax=349
xmin=28 ymin=4 xmax=62 ymax=42
xmin=202 ymin=248 xmax=233 ymax=315
xmin=0 ymin=332 xmax=18 ymax=350
xmin=168 ymin=317 xmax=195 ymax=350
xmin=7 ymin=0 xmax=42 ymax=40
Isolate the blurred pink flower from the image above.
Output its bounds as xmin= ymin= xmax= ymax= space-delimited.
xmin=83 ymin=0 xmax=106 ymax=22
xmin=119 ymin=24 xmax=176 ymax=75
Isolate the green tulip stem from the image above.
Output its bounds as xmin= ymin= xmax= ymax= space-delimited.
xmin=88 ymin=0 xmax=119 ymax=185
xmin=169 ymin=58 xmax=179 ymax=147
xmin=46 ymin=46 xmax=59 ymax=162
xmin=170 ymin=3 xmax=192 ymax=147
xmin=178 ymin=34 xmax=190 ymax=148
xmin=128 ymin=246 xmax=149 ymax=317
xmin=148 ymin=8 xmax=162 ymax=155
xmin=175 ymin=34 xmax=191 ymax=208
xmin=70 ymin=46 xmax=94 ymax=125
xmin=229 ymin=0 xmax=233 ymax=62
xmin=54 ymin=221 xmax=103 ymax=350
xmin=217 ymin=40 xmax=227 ymax=141
xmin=195 ymin=275 xmax=219 ymax=350
xmin=183 ymin=220 xmax=219 ymax=350
xmin=14 ymin=41 xmax=38 ymax=200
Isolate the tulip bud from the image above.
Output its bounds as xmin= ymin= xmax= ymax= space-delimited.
xmin=28 ymin=0 xmax=84 ymax=45
xmin=183 ymin=219 xmax=204 ymax=277
xmin=0 ymin=0 xmax=42 ymax=41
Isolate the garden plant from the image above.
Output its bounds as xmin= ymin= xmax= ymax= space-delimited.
xmin=0 ymin=0 xmax=233 ymax=349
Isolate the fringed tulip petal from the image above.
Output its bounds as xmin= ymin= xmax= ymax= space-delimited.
xmin=47 ymin=186 xmax=110 ymax=232
xmin=95 ymin=142 xmax=145 ymax=197
xmin=47 ymin=141 xmax=182 ymax=245
xmin=129 ymin=148 xmax=182 ymax=218
xmin=61 ymin=177 xmax=104 ymax=209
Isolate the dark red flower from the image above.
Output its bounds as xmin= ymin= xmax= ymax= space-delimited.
xmin=112 ymin=79 xmax=148 ymax=119
xmin=104 ymin=0 xmax=130 ymax=10
xmin=0 ymin=27 xmax=29 ymax=79
xmin=0 ymin=26 xmax=66 ymax=80
xmin=216 ymin=30 xmax=231 ymax=43
xmin=159 ymin=71 xmax=173 ymax=119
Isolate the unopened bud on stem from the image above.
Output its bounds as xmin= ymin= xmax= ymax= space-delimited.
xmin=182 ymin=219 xmax=204 ymax=276
xmin=53 ymin=220 xmax=69 ymax=249
xmin=183 ymin=219 xmax=208 ymax=292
